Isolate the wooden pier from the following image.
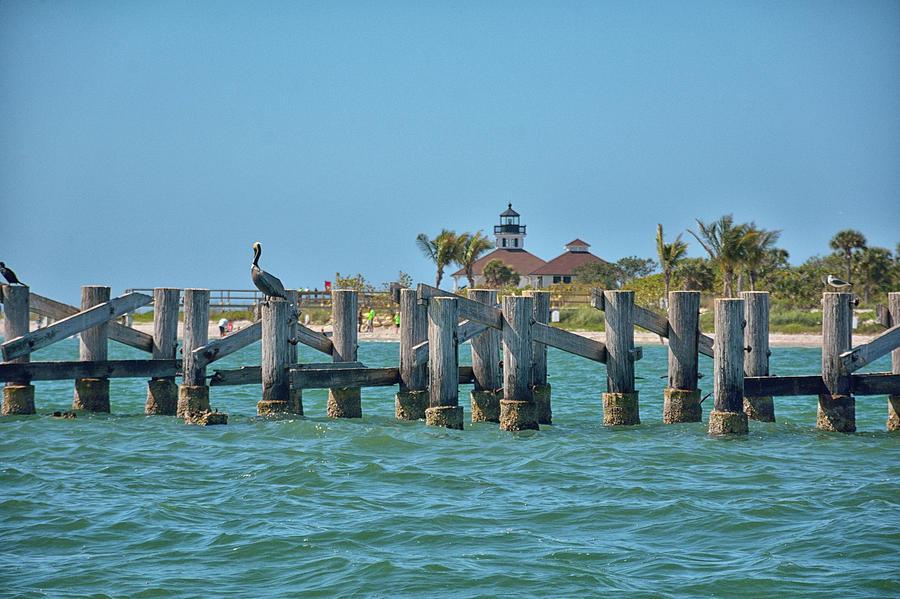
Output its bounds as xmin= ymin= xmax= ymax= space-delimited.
xmin=2 ymin=282 xmax=900 ymax=434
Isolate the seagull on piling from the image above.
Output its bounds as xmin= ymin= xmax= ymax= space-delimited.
xmin=823 ymin=274 xmax=852 ymax=289
xmin=0 ymin=262 xmax=24 ymax=286
xmin=251 ymin=242 xmax=288 ymax=303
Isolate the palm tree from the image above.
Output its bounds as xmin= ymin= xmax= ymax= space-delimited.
xmin=483 ymin=259 xmax=518 ymax=288
xmin=675 ymin=257 xmax=715 ymax=292
xmin=855 ymin=246 xmax=892 ymax=304
xmin=743 ymin=225 xmax=782 ymax=291
xmin=829 ymin=229 xmax=867 ymax=283
xmin=689 ymin=214 xmax=755 ymax=297
xmin=416 ymin=229 xmax=461 ymax=289
xmin=456 ymin=230 xmax=494 ymax=289
xmin=656 ymin=224 xmax=689 ymax=298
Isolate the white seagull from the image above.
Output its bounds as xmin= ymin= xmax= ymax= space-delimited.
xmin=824 ymin=274 xmax=852 ymax=289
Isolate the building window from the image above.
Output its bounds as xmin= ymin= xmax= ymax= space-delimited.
xmin=512 ymin=238 xmax=518 ymax=248
xmin=502 ymin=239 xmax=507 ymax=247
xmin=553 ymin=276 xmax=561 ymax=284
xmin=563 ymin=276 xmax=571 ymax=284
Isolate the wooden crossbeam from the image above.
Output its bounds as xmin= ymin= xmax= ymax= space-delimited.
xmin=210 ymin=363 xmax=477 ymax=388
xmin=633 ymin=304 xmax=668 ymax=336
xmin=209 ymin=362 xmax=365 ymax=387
xmin=2 ymin=292 xmax=153 ymax=362
xmin=743 ymin=374 xmax=827 ymax=397
xmin=850 ymin=373 xmax=900 ymax=395
xmin=591 ymin=288 xmax=714 ymax=358
xmin=292 ymin=366 xmax=401 ymax=389
xmin=0 ymin=359 xmax=177 ymax=382
xmin=412 ymin=319 xmax=489 ymax=366
xmin=532 ymin=322 xmax=607 ymax=363
xmin=210 ymin=366 xmax=261 ymax=386
xmin=459 ymin=319 xmax=490 ymax=345
xmin=295 ymin=323 xmax=334 ymax=355
xmin=193 ymin=321 xmax=261 ymax=369
xmin=840 ymin=324 xmax=900 ymax=373
xmin=29 ymin=292 xmax=154 ymax=353
xmin=744 ymin=372 xmax=900 ymax=397
xmin=416 ymin=284 xmax=503 ymax=329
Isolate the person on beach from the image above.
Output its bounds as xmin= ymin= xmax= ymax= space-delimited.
xmin=394 ymin=312 xmax=400 ymax=329
xmin=358 ymin=309 xmax=364 ymax=332
xmin=366 ymin=307 xmax=375 ymax=332
xmin=218 ymin=316 xmax=228 ymax=337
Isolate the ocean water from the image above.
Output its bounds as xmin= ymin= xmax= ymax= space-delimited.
xmin=1 ymin=338 xmax=898 ymax=598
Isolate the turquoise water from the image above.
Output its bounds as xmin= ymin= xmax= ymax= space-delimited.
xmin=2 ymin=338 xmax=898 ymax=598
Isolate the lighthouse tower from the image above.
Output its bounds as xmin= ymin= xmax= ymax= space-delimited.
xmin=494 ymin=203 xmax=526 ymax=249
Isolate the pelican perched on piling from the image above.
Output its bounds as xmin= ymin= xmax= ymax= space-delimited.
xmin=0 ymin=262 xmax=24 ymax=286
xmin=251 ymin=242 xmax=288 ymax=302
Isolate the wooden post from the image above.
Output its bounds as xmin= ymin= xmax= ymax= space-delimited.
xmin=709 ymin=298 xmax=749 ymax=435
xmin=818 ymin=292 xmax=855 ymax=432
xmin=287 ymin=289 xmax=302 ymax=414
xmin=73 ymin=285 xmax=111 ymax=412
xmin=258 ymin=299 xmax=298 ymax=415
xmin=603 ymin=290 xmax=640 ymax=426
xmin=469 ymin=289 xmax=501 ymax=423
xmin=500 ymin=295 xmax=538 ymax=431
xmin=889 ymin=293 xmax=900 ymax=431
xmin=525 ymin=290 xmax=551 ymax=424
xmin=663 ymin=291 xmax=701 ymax=423
xmin=145 ymin=287 xmax=180 ymax=415
xmin=327 ymin=289 xmax=361 ymax=418
xmin=425 ymin=296 xmax=463 ymax=429
xmin=178 ymin=289 xmax=213 ymax=421
xmin=395 ymin=288 xmax=429 ymax=420
xmin=742 ymin=291 xmax=774 ymax=422
xmin=1 ymin=284 xmax=35 ymax=415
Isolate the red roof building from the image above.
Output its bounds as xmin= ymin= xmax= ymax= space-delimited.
xmin=531 ymin=239 xmax=608 ymax=287
xmin=451 ymin=206 xmax=607 ymax=289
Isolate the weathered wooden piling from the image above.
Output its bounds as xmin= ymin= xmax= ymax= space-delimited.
xmin=426 ymin=296 xmax=463 ymax=429
xmin=395 ymin=288 xmax=429 ymax=420
xmin=742 ymin=291 xmax=774 ymax=422
xmin=178 ymin=289 xmax=212 ymax=420
xmin=469 ymin=289 xmax=501 ymax=423
xmin=500 ymin=294 xmax=538 ymax=431
xmin=818 ymin=292 xmax=855 ymax=432
xmin=287 ymin=289 xmax=302 ymax=414
xmin=603 ymin=290 xmax=640 ymax=426
xmin=258 ymin=299 xmax=300 ymax=415
xmin=709 ymin=298 xmax=749 ymax=435
xmin=145 ymin=287 xmax=180 ymax=415
xmin=889 ymin=292 xmax=900 ymax=431
xmin=327 ymin=289 xmax=361 ymax=418
xmin=73 ymin=286 xmax=111 ymax=412
xmin=1 ymin=284 xmax=35 ymax=415
xmin=525 ymin=290 xmax=551 ymax=424
xmin=663 ymin=291 xmax=702 ymax=423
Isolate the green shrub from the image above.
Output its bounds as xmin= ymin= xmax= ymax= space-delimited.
xmin=556 ymin=306 xmax=605 ymax=331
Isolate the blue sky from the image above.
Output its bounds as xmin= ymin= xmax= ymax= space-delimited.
xmin=2 ymin=1 xmax=898 ymax=305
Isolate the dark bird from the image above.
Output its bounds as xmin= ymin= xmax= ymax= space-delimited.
xmin=251 ymin=242 xmax=288 ymax=302
xmin=0 ymin=262 xmax=24 ymax=286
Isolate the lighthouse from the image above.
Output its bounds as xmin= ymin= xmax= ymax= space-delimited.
xmin=494 ymin=203 xmax=526 ymax=249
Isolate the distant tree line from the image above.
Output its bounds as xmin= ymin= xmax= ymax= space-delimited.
xmin=571 ymin=219 xmax=897 ymax=309
xmin=416 ymin=217 xmax=899 ymax=308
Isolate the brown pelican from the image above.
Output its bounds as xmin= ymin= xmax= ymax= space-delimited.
xmin=0 ymin=262 xmax=24 ymax=286
xmin=251 ymin=242 xmax=288 ymax=302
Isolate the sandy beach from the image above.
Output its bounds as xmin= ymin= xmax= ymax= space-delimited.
xmin=125 ymin=320 xmax=867 ymax=348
